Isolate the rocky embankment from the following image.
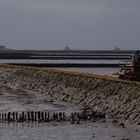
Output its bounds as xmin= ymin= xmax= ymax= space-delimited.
xmin=0 ymin=65 xmax=140 ymax=124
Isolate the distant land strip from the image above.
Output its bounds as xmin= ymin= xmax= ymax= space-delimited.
xmin=0 ymin=49 xmax=136 ymax=54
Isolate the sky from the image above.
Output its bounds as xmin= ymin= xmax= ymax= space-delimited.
xmin=0 ymin=0 xmax=140 ymax=50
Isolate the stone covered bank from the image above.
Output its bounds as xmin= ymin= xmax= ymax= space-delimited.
xmin=0 ymin=65 xmax=140 ymax=124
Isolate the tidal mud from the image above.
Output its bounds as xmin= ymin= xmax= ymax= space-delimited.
xmin=0 ymin=85 xmax=139 ymax=140
xmin=0 ymin=86 xmax=81 ymax=113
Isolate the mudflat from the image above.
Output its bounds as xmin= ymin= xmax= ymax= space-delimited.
xmin=0 ymin=86 xmax=140 ymax=140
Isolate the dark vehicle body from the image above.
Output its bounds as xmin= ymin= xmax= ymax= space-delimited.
xmin=118 ymin=55 xmax=140 ymax=81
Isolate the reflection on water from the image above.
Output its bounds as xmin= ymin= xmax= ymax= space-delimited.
xmin=0 ymin=59 xmax=120 ymax=64
xmin=0 ymin=59 xmax=120 ymax=75
xmin=52 ymin=67 xmax=119 ymax=76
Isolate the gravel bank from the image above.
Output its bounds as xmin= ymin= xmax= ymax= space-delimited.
xmin=0 ymin=65 xmax=140 ymax=124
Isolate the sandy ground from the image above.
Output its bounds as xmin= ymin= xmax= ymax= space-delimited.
xmin=0 ymin=85 xmax=140 ymax=140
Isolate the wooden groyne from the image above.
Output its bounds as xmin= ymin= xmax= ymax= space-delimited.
xmin=0 ymin=111 xmax=105 ymax=123
xmin=0 ymin=111 xmax=67 ymax=123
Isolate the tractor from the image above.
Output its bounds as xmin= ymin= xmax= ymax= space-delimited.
xmin=118 ymin=51 xmax=140 ymax=81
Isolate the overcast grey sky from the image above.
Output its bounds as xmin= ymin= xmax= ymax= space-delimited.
xmin=0 ymin=0 xmax=140 ymax=50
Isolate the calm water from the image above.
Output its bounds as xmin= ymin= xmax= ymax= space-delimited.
xmin=54 ymin=67 xmax=119 ymax=76
xmin=0 ymin=59 xmax=120 ymax=64
xmin=0 ymin=59 xmax=122 ymax=75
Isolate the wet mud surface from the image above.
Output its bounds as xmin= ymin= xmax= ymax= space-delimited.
xmin=0 ymin=86 xmax=81 ymax=114
xmin=0 ymin=86 xmax=140 ymax=140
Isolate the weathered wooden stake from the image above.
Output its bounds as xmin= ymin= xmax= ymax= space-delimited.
xmin=7 ymin=112 xmax=11 ymax=122
xmin=31 ymin=111 xmax=34 ymax=121
xmin=45 ymin=112 xmax=47 ymax=120
xmin=22 ymin=112 xmax=25 ymax=121
xmin=27 ymin=112 xmax=30 ymax=121
xmin=15 ymin=112 xmax=18 ymax=121
xmin=12 ymin=112 xmax=15 ymax=121
xmin=38 ymin=112 xmax=41 ymax=121
xmin=2 ymin=113 xmax=4 ymax=120
xmin=4 ymin=113 xmax=6 ymax=120
xmin=0 ymin=113 xmax=1 ymax=120
xmin=41 ymin=112 xmax=44 ymax=121
xmin=34 ymin=112 xmax=37 ymax=121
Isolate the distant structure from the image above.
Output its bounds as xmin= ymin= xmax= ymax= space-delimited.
xmin=64 ymin=46 xmax=71 ymax=51
xmin=113 ymin=47 xmax=121 ymax=51
xmin=0 ymin=45 xmax=7 ymax=50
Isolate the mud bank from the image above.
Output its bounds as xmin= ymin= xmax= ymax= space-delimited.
xmin=0 ymin=65 xmax=140 ymax=124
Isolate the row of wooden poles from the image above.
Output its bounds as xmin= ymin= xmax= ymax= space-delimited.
xmin=0 ymin=111 xmax=106 ymax=124
xmin=0 ymin=111 xmax=70 ymax=123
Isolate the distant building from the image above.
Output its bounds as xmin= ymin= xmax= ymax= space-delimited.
xmin=0 ymin=45 xmax=8 ymax=50
xmin=113 ymin=47 xmax=121 ymax=51
xmin=64 ymin=46 xmax=71 ymax=51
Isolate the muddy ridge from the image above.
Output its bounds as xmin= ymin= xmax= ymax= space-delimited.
xmin=0 ymin=65 xmax=140 ymax=124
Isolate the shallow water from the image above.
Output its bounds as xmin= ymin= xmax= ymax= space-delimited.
xmin=0 ymin=86 xmax=140 ymax=140
xmin=53 ymin=67 xmax=119 ymax=76
xmin=0 ymin=59 xmax=121 ymax=76
xmin=0 ymin=59 xmax=120 ymax=64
